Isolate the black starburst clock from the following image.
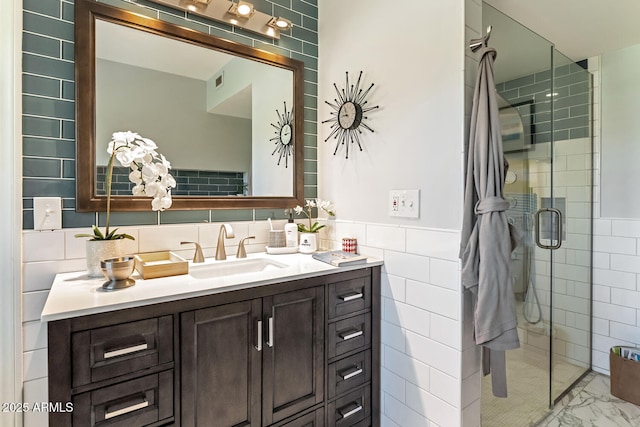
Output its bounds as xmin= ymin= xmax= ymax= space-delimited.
xmin=270 ymin=101 xmax=293 ymax=167
xmin=323 ymin=71 xmax=379 ymax=159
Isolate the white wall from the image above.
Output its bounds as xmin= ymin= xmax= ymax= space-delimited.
xmin=318 ymin=1 xmax=465 ymax=230
xmin=318 ymin=1 xmax=480 ymax=426
xmin=589 ymin=53 xmax=640 ymax=375
xmin=600 ymin=43 xmax=640 ymax=218
xmin=0 ymin=0 xmax=22 ymax=426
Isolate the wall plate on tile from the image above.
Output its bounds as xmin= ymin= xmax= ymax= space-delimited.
xmin=389 ymin=189 xmax=420 ymax=218
xmin=33 ymin=197 xmax=62 ymax=230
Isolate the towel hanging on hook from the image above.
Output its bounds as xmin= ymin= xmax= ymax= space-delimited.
xmin=469 ymin=25 xmax=492 ymax=52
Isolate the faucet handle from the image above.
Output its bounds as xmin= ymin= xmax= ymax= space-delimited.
xmin=236 ymin=236 xmax=256 ymax=258
xmin=181 ymin=241 xmax=204 ymax=263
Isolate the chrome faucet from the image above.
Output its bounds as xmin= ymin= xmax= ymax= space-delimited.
xmin=236 ymin=236 xmax=256 ymax=258
xmin=181 ymin=241 xmax=204 ymax=263
xmin=215 ymin=224 xmax=235 ymax=260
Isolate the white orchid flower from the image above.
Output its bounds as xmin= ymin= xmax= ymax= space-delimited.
xmin=291 ymin=198 xmax=335 ymax=233
xmin=148 ymin=182 xmax=168 ymax=198
xmin=102 ymin=131 xmax=177 ymax=218
xmin=123 ymin=131 xmax=140 ymax=143
xmin=156 ymin=162 xmax=168 ymax=177
xmin=160 ymin=154 xmax=171 ymax=169
xmin=138 ymin=137 xmax=158 ymax=150
xmin=115 ymin=149 xmax=138 ymax=167
xmin=107 ymin=139 xmax=128 ymax=154
xmin=141 ymin=163 xmax=159 ymax=182
xmin=129 ymin=170 xmax=143 ymax=185
xmin=131 ymin=184 xmax=146 ymax=196
xmin=151 ymin=195 xmax=172 ymax=211
xmin=161 ymin=173 xmax=176 ymax=188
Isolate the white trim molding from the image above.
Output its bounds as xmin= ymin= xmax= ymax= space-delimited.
xmin=0 ymin=0 xmax=23 ymax=426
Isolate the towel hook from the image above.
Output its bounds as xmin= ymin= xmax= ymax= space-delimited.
xmin=469 ymin=25 xmax=492 ymax=52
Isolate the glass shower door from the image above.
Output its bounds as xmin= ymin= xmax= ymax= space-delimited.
xmin=482 ymin=4 xmax=593 ymax=426
xmin=549 ymin=50 xmax=593 ymax=403
xmin=482 ymin=5 xmax=556 ymax=426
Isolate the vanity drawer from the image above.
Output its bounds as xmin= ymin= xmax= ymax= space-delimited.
xmin=328 ymin=314 xmax=371 ymax=360
xmin=274 ymin=408 xmax=325 ymax=427
xmin=72 ymin=316 xmax=173 ymax=387
xmin=328 ymin=385 xmax=371 ymax=427
xmin=72 ymin=370 xmax=173 ymax=426
xmin=328 ymin=276 xmax=371 ymax=320
xmin=328 ymin=350 xmax=371 ymax=399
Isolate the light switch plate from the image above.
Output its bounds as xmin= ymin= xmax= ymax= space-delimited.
xmin=388 ymin=189 xmax=420 ymax=218
xmin=34 ymin=197 xmax=62 ymax=230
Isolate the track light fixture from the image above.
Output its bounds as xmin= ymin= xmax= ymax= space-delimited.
xmin=228 ymin=1 xmax=255 ymax=18
xmin=267 ymin=17 xmax=293 ymax=30
xmin=178 ymin=0 xmax=211 ymax=13
xmin=148 ymin=0 xmax=288 ymax=39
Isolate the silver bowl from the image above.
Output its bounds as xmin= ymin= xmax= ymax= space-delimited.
xmin=100 ymin=256 xmax=136 ymax=291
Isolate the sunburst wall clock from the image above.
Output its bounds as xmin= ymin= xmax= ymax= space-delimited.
xmin=270 ymin=101 xmax=293 ymax=167
xmin=323 ymin=71 xmax=379 ymax=159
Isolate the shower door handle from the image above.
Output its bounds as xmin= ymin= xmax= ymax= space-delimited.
xmin=535 ymin=208 xmax=562 ymax=250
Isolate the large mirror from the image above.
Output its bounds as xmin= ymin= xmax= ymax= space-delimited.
xmin=76 ymin=0 xmax=304 ymax=211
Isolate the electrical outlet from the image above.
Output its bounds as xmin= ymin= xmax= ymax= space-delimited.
xmin=388 ymin=189 xmax=420 ymax=218
xmin=34 ymin=197 xmax=62 ymax=230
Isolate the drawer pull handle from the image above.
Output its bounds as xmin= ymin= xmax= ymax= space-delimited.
xmin=339 ymin=328 xmax=363 ymax=341
xmin=266 ymin=316 xmax=274 ymax=348
xmin=340 ymin=291 xmax=363 ymax=302
xmin=255 ymin=320 xmax=263 ymax=351
xmin=339 ymin=366 xmax=363 ymax=380
xmin=104 ymin=343 xmax=148 ymax=359
xmin=338 ymin=402 xmax=363 ymax=419
xmin=104 ymin=399 xmax=148 ymax=420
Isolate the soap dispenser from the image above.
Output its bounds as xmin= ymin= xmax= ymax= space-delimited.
xmin=284 ymin=210 xmax=298 ymax=248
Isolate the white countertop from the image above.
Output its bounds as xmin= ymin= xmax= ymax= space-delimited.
xmin=41 ymin=252 xmax=382 ymax=322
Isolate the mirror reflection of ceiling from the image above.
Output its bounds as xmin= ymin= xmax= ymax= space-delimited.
xmin=485 ymin=0 xmax=640 ymax=82
xmin=97 ymin=20 xmax=229 ymax=80
xmin=96 ymin=19 xmax=250 ymax=118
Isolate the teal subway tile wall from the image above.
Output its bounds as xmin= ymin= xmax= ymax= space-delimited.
xmin=22 ymin=0 xmax=318 ymax=229
xmin=496 ymin=60 xmax=591 ymax=144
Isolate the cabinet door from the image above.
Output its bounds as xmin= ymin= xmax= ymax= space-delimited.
xmin=262 ymin=287 xmax=324 ymax=425
xmin=181 ymin=299 xmax=262 ymax=427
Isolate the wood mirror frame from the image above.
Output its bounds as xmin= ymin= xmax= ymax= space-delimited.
xmin=75 ymin=0 xmax=305 ymax=212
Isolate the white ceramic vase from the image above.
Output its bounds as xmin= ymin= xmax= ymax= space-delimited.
xmin=298 ymin=232 xmax=317 ymax=253
xmin=85 ymin=239 xmax=125 ymax=277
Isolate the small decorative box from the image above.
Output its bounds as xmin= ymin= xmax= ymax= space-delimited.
xmin=134 ymin=251 xmax=188 ymax=279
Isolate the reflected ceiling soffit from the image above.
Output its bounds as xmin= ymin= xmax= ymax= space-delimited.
xmin=147 ymin=0 xmax=292 ymax=39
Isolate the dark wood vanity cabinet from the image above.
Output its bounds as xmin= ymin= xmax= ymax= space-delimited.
xmin=47 ymin=266 xmax=380 ymax=427
xmin=180 ymin=287 xmax=324 ymax=426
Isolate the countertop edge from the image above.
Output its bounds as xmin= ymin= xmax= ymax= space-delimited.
xmin=41 ymin=256 xmax=383 ymax=322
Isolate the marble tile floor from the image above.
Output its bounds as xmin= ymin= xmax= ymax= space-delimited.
xmin=537 ymin=372 xmax=640 ymax=426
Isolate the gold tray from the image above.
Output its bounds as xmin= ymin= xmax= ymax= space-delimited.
xmin=134 ymin=251 xmax=188 ymax=279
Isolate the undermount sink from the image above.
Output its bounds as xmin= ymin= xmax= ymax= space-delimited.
xmin=189 ymin=258 xmax=289 ymax=280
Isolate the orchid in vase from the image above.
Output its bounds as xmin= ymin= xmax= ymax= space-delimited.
xmin=293 ymin=198 xmax=335 ymax=233
xmin=75 ymin=131 xmax=176 ymax=240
